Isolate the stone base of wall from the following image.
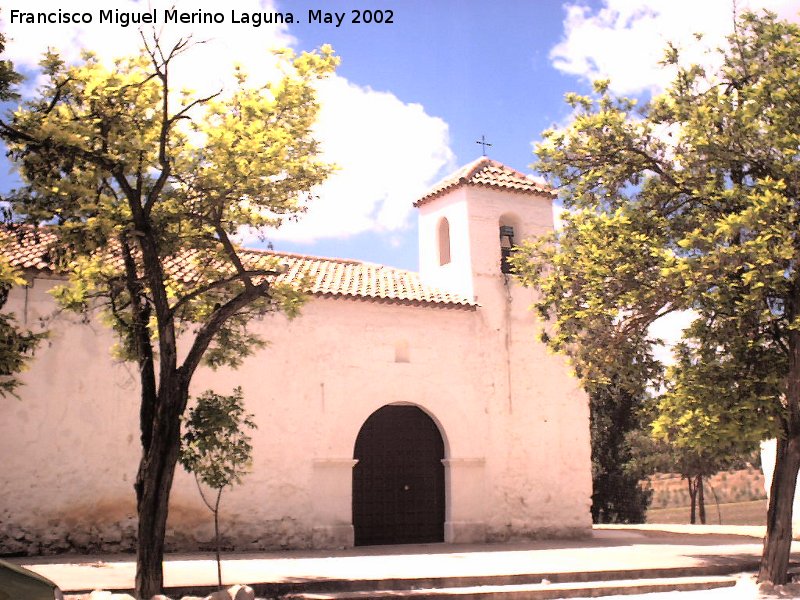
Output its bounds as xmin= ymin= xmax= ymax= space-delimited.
xmin=1 ymin=520 xmax=592 ymax=557
xmin=0 ymin=520 xmax=138 ymax=556
xmin=311 ymin=524 xmax=353 ymax=549
xmin=486 ymin=524 xmax=591 ymax=543
xmin=444 ymin=520 xmax=487 ymax=544
xmin=0 ymin=517 xmax=318 ymax=557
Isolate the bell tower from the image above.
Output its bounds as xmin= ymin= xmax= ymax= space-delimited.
xmin=415 ymin=157 xmax=556 ymax=310
xmin=413 ymin=157 xmax=591 ymax=541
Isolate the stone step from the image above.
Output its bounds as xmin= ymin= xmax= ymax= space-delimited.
xmin=278 ymin=574 xmax=738 ymax=599
xmin=63 ymin=562 xmax=761 ymax=599
xmin=136 ymin=563 xmax=757 ymax=600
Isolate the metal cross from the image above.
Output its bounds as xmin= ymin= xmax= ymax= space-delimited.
xmin=476 ymin=135 xmax=493 ymax=156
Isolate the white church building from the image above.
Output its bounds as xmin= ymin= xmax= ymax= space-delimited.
xmin=0 ymin=157 xmax=592 ymax=555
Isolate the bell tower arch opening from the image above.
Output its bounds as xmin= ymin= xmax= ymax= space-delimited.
xmin=438 ymin=217 xmax=451 ymax=266
xmin=499 ymin=212 xmax=522 ymax=275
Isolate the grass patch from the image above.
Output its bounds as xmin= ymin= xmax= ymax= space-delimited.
xmin=646 ymin=499 xmax=767 ymax=526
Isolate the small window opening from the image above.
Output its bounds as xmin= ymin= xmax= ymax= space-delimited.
xmin=438 ymin=218 xmax=451 ymax=266
xmin=395 ymin=339 xmax=410 ymax=363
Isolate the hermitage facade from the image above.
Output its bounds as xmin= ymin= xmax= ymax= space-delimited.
xmin=0 ymin=158 xmax=592 ymax=554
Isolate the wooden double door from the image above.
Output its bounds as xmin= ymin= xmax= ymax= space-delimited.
xmin=353 ymin=405 xmax=445 ymax=546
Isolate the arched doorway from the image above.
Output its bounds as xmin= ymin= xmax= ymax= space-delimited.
xmin=353 ymin=405 xmax=445 ymax=546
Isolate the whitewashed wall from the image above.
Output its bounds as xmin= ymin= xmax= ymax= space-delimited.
xmin=0 ymin=184 xmax=592 ymax=555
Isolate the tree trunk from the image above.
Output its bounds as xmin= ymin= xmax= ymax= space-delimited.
xmin=687 ymin=477 xmax=697 ymax=524
xmin=697 ymin=475 xmax=706 ymax=525
xmin=759 ymin=435 xmax=800 ymax=584
xmin=134 ymin=385 xmax=185 ymax=599
xmin=709 ymin=484 xmax=722 ymax=525
xmin=760 ymin=323 xmax=800 ymax=585
xmin=214 ymin=488 xmax=223 ymax=589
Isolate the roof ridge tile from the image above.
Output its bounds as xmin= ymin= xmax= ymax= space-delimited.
xmin=414 ymin=157 xmax=553 ymax=207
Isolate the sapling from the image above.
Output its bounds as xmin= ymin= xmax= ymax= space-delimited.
xmin=180 ymin=387 xmax=256 ymax=588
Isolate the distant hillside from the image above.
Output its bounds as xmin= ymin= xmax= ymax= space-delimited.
xmin=648 ymin=467 xmax=767 ymax=509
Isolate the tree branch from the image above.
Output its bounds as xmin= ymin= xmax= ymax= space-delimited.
xmin=170 ymin=268 xmax=280 ymax=317
xmin=0 ymin=121 xmax=119 ymax=172
xmin=214 ymin=224 xmax=255 ymax=290
xmin=120 ymin=232 xmax=158 ymax=453
xmin=180 ymin=281 xmax=270 ymax=380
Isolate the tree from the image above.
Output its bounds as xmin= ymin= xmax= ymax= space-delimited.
xmin=180 ymin=387 xmax=256 ymax=590
xmin=642 ymin=325 xmax=782 ymax=524
xmin=588 ymin=384 xmax=652 ymax=524
xmin=512 ymin=11 xmax=799 ymax=583
xmin=512 ymin=209 xmax=664 ymax=525
xmin=629 ymin=429 xmax=732 ymax=525
xmin=0 ymin=28 xmax=45 ymax=396
xmin=654 ymin=332 xmax=781 ymax=516
xmin=0 ymin=34 xmax=337 ymax=598
xmin=0 ymin=254 xmax=46 ymax=397
xmin=0 ymin=24 xmax=22 ymax=101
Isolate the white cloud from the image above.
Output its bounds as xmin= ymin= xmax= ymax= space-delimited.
xmin=1 ymin=0 xmax=455 ymax=244
xmin=551 ymin=0 xmax=800 ymax=95
xmin=649 ymin=310 xmax=698 ymax=365
xmin=267 ymin=76 xmax=454 ymax=243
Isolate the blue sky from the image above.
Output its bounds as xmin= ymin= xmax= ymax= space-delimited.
xmin=290 ymin=0 xmax=575 ymax=169
xmin=1 ymin=0 xmax=797 ymax=271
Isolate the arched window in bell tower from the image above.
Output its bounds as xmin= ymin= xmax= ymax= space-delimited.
xmin=438 ymin=217 xmax=451 ymax=266
xmin=499 ymin=213 xmax=521 ymax=274
xmin=499 ymin=225 xmax=514 ymax=273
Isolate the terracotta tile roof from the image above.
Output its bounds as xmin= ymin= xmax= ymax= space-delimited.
xmin=271 ymin=251 xmax=474 ymax=307
xmin=0 ymin=228 xmax=475 ymax=309
xmin=414 ymin=157 xmax=553 ymax=207
xmin=1 ymin=228 xmax=59 ymax=272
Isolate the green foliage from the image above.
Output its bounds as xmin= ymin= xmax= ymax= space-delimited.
xmin=513 ymin=9 xmax=799 ymax=469
xmin=179 ymin=387 xmax=255 ymax=590
xmin=179 ymin=387 xmax=256 ymax=490
xmin=0 ymin=254 xmax=45 ymax=397
xmin=0 ymin=28 xmax=44 ymax=396
xmin=589 ymin=385 xmax=652 ymax=523
xmin=511 ymin=212 xmax=662 ymax=523
xmin=513 ymin=10 xmax=800 ymax=557
xmin=652 ymin=331 xmax=782 ymax=457
xmin=1 ymin=38 xmax=338 ymax=371
xmin=511 ymin=209 xmax=668 ymax=398
xmin=0 ymin=24 xmax=22 ymax=101
xmin=0 ymin=34 xmax=337 ymax=596
xmin=629 ymin=428 xmax=729 ymax=480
